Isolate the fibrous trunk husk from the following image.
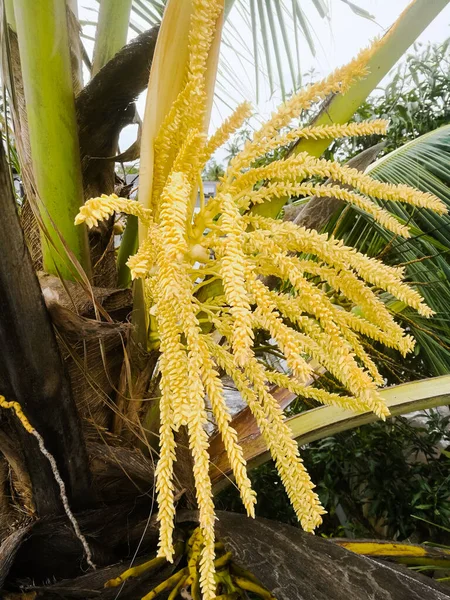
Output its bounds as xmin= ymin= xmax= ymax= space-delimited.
xmin=0 ymin=139 xmax=92 ymax=516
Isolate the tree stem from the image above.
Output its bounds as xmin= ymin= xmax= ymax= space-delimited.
xmin=13 ymin=0 xmax=91 ymax=279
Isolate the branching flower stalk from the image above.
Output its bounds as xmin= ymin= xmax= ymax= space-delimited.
xmin=105 ymin=527 xmax=276 ymax=600
xmin=75 ymin=2 xmax=446 ymax=597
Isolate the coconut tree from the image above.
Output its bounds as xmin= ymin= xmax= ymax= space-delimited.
xmin=1 ymin=1 xmax=450 ymax=599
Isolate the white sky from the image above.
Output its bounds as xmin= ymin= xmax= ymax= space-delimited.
xmin=78 ymin=0 xmax=450 ymax=158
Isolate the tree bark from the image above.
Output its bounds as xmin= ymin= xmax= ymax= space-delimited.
xmin=76 ymin=25 xmax=159 ymax=199
xmin=0 ymin=139 xmax=93 ymax=516
xmin=215 ymin=511 xmax=450 ymax=600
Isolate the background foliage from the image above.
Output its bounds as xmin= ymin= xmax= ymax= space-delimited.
xmin=325 ymin=39 xmax=450 ymax=159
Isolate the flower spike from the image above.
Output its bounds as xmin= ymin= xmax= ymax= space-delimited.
xmin=75 ymin=16 xmax=446 ymax=597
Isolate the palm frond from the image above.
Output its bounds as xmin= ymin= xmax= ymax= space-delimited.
xmin=339 ymin=0 xmax=375 ymax=20
xmin=126 ymin=0 xmax=375 ymax=102
xmin=211 ymin=375 xmax=450 ymax=486
xmin=327 ymin=125 xmax=450 ymax=375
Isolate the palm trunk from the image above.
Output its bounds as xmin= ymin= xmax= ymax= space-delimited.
xmin=0 ymin=139 xmax=92 ymax=516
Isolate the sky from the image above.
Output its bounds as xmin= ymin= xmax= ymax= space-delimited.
xmin=78 ymin=0 xmax=450 ymax=158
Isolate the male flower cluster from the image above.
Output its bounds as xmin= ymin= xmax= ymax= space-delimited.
xmin=76 ymin=2 xmax=446 ymax=597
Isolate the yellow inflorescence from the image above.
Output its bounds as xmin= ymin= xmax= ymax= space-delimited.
xmin=239 ymin=120 xmax=389 ymax=165
xmin=205 ymin=101 xmax=252 ymax=159
xmin=75 ymin=8 xmax=447 ymax=598
xmin=218 ymin=194 xmax=254 ymax=367
xmin=75 ymin=194 xmax=153 ymax=229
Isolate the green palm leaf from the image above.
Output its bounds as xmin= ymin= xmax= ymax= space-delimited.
xmin=212 ymin=375 xmax=450 ymax=486
xmin=84 ymin=1 xmax=443 ymax=108
xmin=327 ymin=125 xmax=450 ymax=375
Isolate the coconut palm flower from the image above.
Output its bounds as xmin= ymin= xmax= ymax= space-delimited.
xmin=75 ymin=1 xmax=446 ymax=597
